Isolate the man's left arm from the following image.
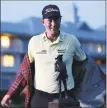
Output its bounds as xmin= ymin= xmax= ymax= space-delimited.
xmin=74 ymin=37 xmax=87 ymax=62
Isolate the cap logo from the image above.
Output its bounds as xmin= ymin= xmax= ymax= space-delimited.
xmin=45 ymin=8 xmax=59 ymax=14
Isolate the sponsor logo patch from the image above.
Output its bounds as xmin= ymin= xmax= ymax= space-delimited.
xmin=57 ymin=49 xmax=66 ymax=53
xmin=36 ymin=50 xmax=47 ymax=54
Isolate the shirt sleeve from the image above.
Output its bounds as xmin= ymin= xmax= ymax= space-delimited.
xmin=74 ymin=37 xmax=86 ymax=61
xmin=7 ymin=72 xmax=27 ymax=97
xmin=28 ymin=37 xmax=34 ymax=63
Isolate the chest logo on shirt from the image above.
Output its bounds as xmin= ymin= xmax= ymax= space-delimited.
xmin=36 ymin=50 xmax=47 ymax=54
xmin=57 ymin=49 xmax=66 ymax=53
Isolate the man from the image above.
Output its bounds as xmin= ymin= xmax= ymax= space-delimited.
xmin=1 ymin=4 xmax=86 ymax=108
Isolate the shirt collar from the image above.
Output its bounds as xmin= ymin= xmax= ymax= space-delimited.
xmin=42 ymin=32 xmax=64 ymax=42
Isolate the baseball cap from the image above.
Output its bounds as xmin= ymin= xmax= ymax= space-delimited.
xmin=42 ymin=4 xmax=62 ymax=19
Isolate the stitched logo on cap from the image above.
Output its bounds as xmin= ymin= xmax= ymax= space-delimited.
xmin=45 ymin=8 xmax=59 ymax=14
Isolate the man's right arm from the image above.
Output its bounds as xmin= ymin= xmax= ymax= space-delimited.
xmin=28 ymin=37 xmax=34 ymax=63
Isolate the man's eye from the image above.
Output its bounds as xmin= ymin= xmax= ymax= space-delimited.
xmin=47 ymin=19 xmax=52 ymax=22
xmin=47 ymin=18 xmax=60 ymax=22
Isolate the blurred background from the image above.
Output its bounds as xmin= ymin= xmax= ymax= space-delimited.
xmin=0 ymin=1 xmax=106 ymax=107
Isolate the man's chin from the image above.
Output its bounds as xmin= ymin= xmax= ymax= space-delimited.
xmin=51 ymin=31 xmax=59 ymax=35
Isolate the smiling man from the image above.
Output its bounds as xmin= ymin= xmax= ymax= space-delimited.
xmin=1 ymin=4 xmax=87 ymax=108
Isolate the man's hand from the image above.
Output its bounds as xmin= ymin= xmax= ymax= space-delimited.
xmin=1 ymin=94 xmax=12 ymax=107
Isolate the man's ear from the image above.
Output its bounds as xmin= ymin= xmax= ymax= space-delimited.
xmin=42 ymin=19 xmax=44 ymax=25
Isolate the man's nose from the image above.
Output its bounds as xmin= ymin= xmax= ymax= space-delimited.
xmin=51 ymin=20 xmax=57 ymax=26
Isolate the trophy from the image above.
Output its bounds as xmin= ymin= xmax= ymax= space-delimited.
xmin=48 ymin=55 xmax=81 ymax=108
xmin=55 ymin=54 xmax=68 ymax=99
